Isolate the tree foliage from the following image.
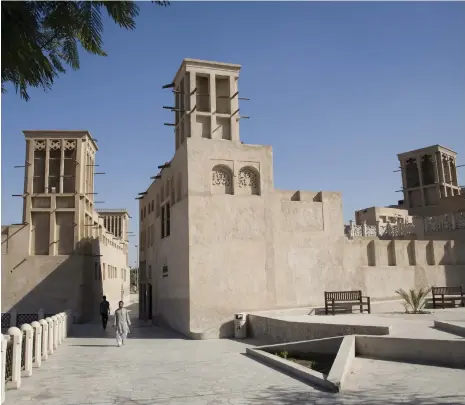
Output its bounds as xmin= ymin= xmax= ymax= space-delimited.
xmin=2 ymin=1 xmax=169 ymax=101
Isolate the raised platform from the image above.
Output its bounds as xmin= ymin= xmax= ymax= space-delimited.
xmin=249 ymin=301 xmax=465 ymax=342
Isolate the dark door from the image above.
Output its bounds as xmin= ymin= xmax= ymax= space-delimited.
xmin=147 ymin=283 xmax=153 ymax=320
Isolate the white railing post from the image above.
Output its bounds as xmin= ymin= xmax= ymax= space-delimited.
xmin=38 ymin=309 xmax=44 ymax=321
xmin=1 ymin=335 xmax=9 ymax=404
xmin=65 ymin=310 xmax=73 ymax=336
xmin=19 ymin=324 xmax=33 ymax=377
xmin=7 ymin=327 xmax=22 ymax=389
xmin=62 ymin=312 xmax=68 ymax=338
xmin=39 ymin=320 xmax=48 ymax=361
xmin=55 ymin=315 xmax=61 ymax=346
xmin=362 ymin=220 xmax=367 ymax=237
xmin=58 ymin=314 xmax=63 ymax=344
xmin=30 ymin=321 xmax=42 ymax=368
xmin=51 ymin=316 xmax=58 ymax=350
xmin=46 ymin=318 xmax=54 ymax=355
xmin=60 ymin=313 xmax=66 ymax=341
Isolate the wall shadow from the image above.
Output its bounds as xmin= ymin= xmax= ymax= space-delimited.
xmin=444 ymin=241 xmax=465 ymax=308
xmin=2 ymin=238 xmax=103 ymax=324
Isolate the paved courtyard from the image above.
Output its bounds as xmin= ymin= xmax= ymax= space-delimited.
xmin=5 ymin=311 xmax=465 ymax=405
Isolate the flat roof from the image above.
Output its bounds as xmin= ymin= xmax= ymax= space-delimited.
xmin=23 ymin=130 xmax=98 ymax=151
xmin=173 ymin=58 xmax=241 ymax=84
xmin=96 ymin=208 xmax=129 ymax=214
xmin=397 ymin=144 xmax=457 ymax=159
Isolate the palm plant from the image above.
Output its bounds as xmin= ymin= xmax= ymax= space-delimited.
xmin=395 ymin=287 xmax=431 ymax=314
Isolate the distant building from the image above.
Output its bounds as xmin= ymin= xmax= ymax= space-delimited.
xmin=355 ymin=206 xmax=412 ymax=226
xmin=1 ymin=131 xmax=130 ymax=321
xmin=397 ymin=144 xmax=464 ymax=217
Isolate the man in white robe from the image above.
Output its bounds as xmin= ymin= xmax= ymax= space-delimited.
xmin=113 ymin=300 xmax=131 ymax=347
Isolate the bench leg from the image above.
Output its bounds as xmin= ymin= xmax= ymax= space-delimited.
xmin=432 ymin=295 xmax=436 ymax=309
xmin=332 ymin=299 xmax=335 ymax=316
xmin=367 ymin=297 xmax=371 ymax=314
xmin=325 ymin=301 xmax=329 ymax=315
xmin=442 ymin=294 xmax=445 ymax=309
xmin=359 ymin=300 xmax=363 ymax=314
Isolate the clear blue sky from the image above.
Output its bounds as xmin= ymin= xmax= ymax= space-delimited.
xmin=2 ymin=2 xmax=465 ymax=266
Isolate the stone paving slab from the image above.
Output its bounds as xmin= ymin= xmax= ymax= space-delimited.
xmin=5 ymin=323 xmax=465 ymax=405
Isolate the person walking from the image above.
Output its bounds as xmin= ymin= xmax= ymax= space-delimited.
xmin=113 ymin=300 xmax=131 ymax=347
xmin=100 ymin=296 xmax=110 ymax=330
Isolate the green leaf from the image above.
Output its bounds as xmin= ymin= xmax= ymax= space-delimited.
xmin=2 ymin=1 xmax=169 ymax=101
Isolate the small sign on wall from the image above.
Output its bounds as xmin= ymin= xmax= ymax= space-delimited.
xmin=162 ymin=264 xmax=168 ymax=278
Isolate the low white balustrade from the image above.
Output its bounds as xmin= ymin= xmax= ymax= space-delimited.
xmin=1 ymin=334 xmax=10 ymax=404
xmin=19 ymin=324 xmax=33 ymax=377
xmin=38 ymin=319 xmax=48 ymax=361
xmin=345 ymin=212 xmax=465 ymax=239
xmin=46 ymin=317 xmax=54 ymax=355
xmin=6 ymin=327 xmax=22 ymax=389
xmin=30 ymin=321 xmax=42 ymax=368
xmin=2 ymin=309 xmax=72 ymax=403
xmin=51 ymin=316 xmax=58 ymax=349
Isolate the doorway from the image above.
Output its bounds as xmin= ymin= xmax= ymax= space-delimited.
xmin=147 ymin=283 xmax=153 ymax=320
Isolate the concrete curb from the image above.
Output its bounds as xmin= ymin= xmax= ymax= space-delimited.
xmin=245 ymin=336 xmax=351 ymax=392
xmin=246 ymin=334 xmax=465 ymax=394
xmin=355 ymin=336 xmax=465 ymax=369
xmin=327 ymin=335 xmax=355 ymax=392
xmin=434 ymin=320 xmax=465 ymax=338
xmin=246 ymin=347 xmax=338 ymax=392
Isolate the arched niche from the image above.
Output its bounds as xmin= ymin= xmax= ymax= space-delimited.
xmin=238 ymin=166 xmax=260 ymax=195
xmin=211 ymin=165 xmax=233 ymax=195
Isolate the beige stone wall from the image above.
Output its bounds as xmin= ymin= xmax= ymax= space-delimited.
xmin=183 ymin=138 xmax=465 ymax=338
xmin=1 ymin=222 xmax=130 ymax=322
xmin=94 ymin=235 xmax=131 ymax=317
xmin=355 ymin=206 xmax=411 ymax=226
xmin=139 ymin=141 xmax=190 ymax=334
xmin=1 ymin=224 xmax=87 ymax=318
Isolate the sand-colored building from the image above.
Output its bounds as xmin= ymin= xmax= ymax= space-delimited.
xmin=1 ymin=131 xmax=130 ymax=321
xmin=137 ymin=58 xmax=465 ymax=339
xmin=398 ymin=145 xmax=464 ymax=217
xmin=355 ymin=206 xmax=412 ymax=226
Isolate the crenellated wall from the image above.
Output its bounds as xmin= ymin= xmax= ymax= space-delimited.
xmin=345 ymin=238 xmax=465 ymax=267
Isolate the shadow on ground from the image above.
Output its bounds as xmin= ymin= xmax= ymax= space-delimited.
xmin=69 ymin=321 xmax=190 ymax=340
xmin=243 ymin=386 xmax=465 ymax=405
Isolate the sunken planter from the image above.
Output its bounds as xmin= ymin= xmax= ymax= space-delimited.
xmin=246 ymin=336 xmax=355 ymax=392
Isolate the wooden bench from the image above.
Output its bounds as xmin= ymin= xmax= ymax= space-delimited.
xmin=324 ymin=290 xmax=371 ymax=315
xmin=432 ymin=286 xmax=465 ymax=309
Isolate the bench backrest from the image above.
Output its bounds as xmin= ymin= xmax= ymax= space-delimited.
xmin=432 ymin=286 xmax=463 ymax=295
xmin=325 ymin=290 xmax=362 ymax=301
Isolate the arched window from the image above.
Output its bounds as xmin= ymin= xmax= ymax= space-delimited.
xmin=238 ymin=166 xmax=260 ymax=195
xmin=211 ymin=165 xmax=233 ymax=195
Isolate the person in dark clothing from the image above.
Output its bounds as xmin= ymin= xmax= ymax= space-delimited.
xmin=100 ymin=296 xmax=110 ymax=330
